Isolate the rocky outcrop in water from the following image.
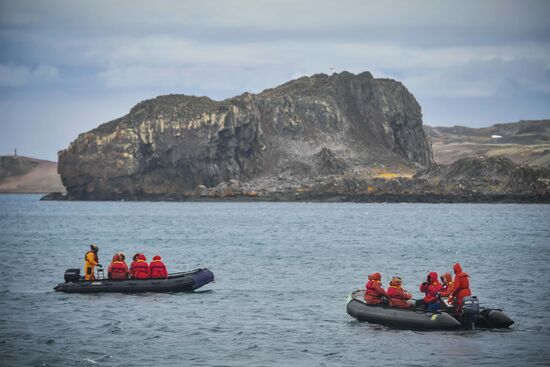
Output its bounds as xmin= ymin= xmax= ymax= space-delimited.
xmin=55 ymin=71 xmax=550 ymax=202
xmin=58 ymin=72 xmax=432 ymax=200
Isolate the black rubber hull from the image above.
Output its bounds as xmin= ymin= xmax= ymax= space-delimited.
xmin=476 ymin=308 xmax=514 ymax=328
xmin=347 ymin=299 xmax=462 ymax=330
xmin=347 ymin=291 xmax=514 ymax=330
xmin=54 ymin=268 xmax=214 ymax=293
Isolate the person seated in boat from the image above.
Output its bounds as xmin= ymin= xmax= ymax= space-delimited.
xmin=83 ymin=244 xmax=101 ymax=280
xmin=149 ymin=255 xmax=168 ymax=279
xmin=108 ymin=252 xmax=129 ymax=280
xmin=107 ymin=253 xmax=119 ymax=277
xmin=417 ymin=272 xmax=442 ymax=311
xmin=450 ymin=262 xmax=471 ymax=314
xmin=386 ymin=276 xmax=413 ymax=309
xmin=439 ymin=272 xmax=453 ymax=297
xmin=130 ymin=253 xmax=150 ymax=279
xmin=438 ymin=271 xmax=454 ymax=310
xmin=438 ymin=272 xmax=454 ymax=308
xmin=364 ymin=272 xmax=388 ymax=305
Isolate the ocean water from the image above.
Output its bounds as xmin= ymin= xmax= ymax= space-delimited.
xmin=0 ymin=195 xmax=549 ymax=367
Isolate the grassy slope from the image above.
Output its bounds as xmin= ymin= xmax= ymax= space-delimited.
xmin=425 ymin=120 xmax=550 ymax=168
xmin=0 ymin=156 xmax=65 ymax=193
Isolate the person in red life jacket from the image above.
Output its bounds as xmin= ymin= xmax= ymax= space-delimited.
xmin=107 ymin=253 xmax=120 ymax=277
xmin=130 ymin=253 xmax=150 ymax=279
xmin=149 ymin=255 xmax=168 ymax=279
xmin=451 ymin=262 xmax=471 ymax=312
xmin=418 ymin=272 xmax=442 ymax=311
xmin=364 ymin=272 xmax=388 ymax=305
xmin=386 ymin=276 xmax=413 ymax=309
xmin=108 ymin=252 xmax=129 ymax=280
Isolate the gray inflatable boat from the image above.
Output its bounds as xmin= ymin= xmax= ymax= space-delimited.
xmin=54 ymin=268 xmax=214 ymax=293
xmin=347 ymin=290 xmax=461 ymax=330
xmin=347 ymin=290 xmax=513 ymax=330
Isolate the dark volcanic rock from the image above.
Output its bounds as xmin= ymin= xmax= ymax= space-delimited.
xmin=58 ymin=72 xmax=433 ymax=200
xmin=421 ymin=156 xmax=550 ymax=196
xmin=40 ymin=192 xmax=67 ymax=201
xmin=315 ymin=147 xmax=348 ymax=175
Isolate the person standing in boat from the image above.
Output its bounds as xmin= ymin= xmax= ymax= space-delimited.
xmin=130 ymin=253 xmax=150 ymax=279
xmin=386 ymin=276 xmax=413 ymax=309
xmin=149 ymin=255 xmax=168 ymax=279
xmin=450 ymin=263 xmax=471 ymax=313
xmin=364 ymin=272 xmax=388 ymax=304
xmin=83 ymin=244 xmax=101 ymax=280
xmin=418 ymin=272 xmax=442 ymax=311
xmin=108 ymin=252 xmax=129 ymax=280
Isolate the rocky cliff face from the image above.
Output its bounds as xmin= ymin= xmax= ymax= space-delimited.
xmin=59 ymin=72 xmax=433 ymax=200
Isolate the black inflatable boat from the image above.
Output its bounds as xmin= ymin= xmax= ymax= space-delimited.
xmin=347 ymin=290 xmax=461 ymax=330
xmin=54 ymin=268 xmax=214 ymax=293
xmin=347 ymin=290 xmax=513 ymax=330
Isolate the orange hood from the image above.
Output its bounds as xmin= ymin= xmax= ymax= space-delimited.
xmin=368 ymin=272 xmax=381 ymax=281
xmin=441 ymin=272 xmax=452 ymax=284
xmin=136 ymin=253 xmax=147 ymax=261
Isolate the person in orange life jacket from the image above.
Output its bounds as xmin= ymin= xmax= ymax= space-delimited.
xmin=107 ymin=253 xmax=120 ymax=275
xmin=108 ymin=252 xmax=129 ymax=280
xmin=130 ymin=253 xmax=150 ymax=279
xmin=438 ymin=272 xmax=454 ymax=310
xmin=364 ymin=272 xmax=388 ymax=304
xmin=418 ymin=272 xmax=442 ymax=311
xmin=83 ymin=244 xmax=101 ymax=280
xmin=149 ymin=255 xmax=168 ymax=279
xmin=386 ymin=276 xmax=413 ymax=309
xmin=439 ymin=272 xmax=453 ymax=297
xmin=451 ymin=262 xmax=471 ymax=312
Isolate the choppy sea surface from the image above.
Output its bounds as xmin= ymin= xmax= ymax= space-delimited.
xmin=0 ymin=195 xmax=549 ymax=366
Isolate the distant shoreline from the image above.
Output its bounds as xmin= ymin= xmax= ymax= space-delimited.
xmin=38 ymin=192 xmax=550 ymax=204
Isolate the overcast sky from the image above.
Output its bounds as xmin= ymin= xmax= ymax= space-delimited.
xmin=1 ymin=0 xmax=549 ymax=161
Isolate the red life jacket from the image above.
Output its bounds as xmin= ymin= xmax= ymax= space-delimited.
xmin=387 ymin=285 xmax=412 ymax=309
xmin=130 ymin=260 xmax=150 ymax=279
xmin=109 ymin=261 xmax=129 ymax=280
xmin=150 ymin=260 xmax=167 ymax=279
xmin=420 ymin=282 xmax=442 ymax=303
xmin=420 ymin=272 xmax=442 ymax=304
xmin=452 ymin=272 xmax=471 ymax=306
xmin=387 ymin=285 xmax=409 ymax=300
xmin=364 ymin=280 xmax=387 ymax=304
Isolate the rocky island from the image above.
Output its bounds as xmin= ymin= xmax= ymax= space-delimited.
xmin=51 ymin=72 xmax=550 ymax=202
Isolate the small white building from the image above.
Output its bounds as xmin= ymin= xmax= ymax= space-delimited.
xmin=491 ymin=135 xmax=502 ymax=139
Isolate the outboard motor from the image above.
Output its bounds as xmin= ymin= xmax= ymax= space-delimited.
xmin=64 ymin=268 xmax=81 ymax=283
xmin=461 ymin=296 xmax=480 ymax=330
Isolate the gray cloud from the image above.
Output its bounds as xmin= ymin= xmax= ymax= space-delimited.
xmin=0 ymin=63 xmax=58 ymax=87
xmin=1 ymin=0 xmax=549 ymax=160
